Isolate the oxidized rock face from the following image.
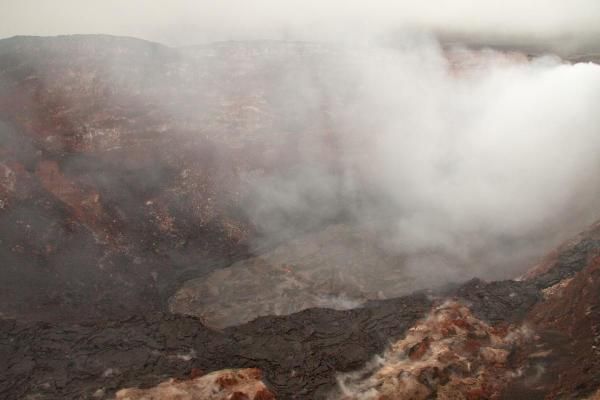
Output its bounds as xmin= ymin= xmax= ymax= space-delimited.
xmin=522 ymin=255 xmax=600 ymax=398
xmin=333 ymin=301 xmax=532 ymax=399
xmin=115 ymin=368 xmax=275 ymax=400
xmin=498 ymin=221 xmax=600 ymax=399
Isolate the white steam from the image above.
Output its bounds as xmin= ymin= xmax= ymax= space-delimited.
xmin=242 ymin=38 xmax=600 ymax=281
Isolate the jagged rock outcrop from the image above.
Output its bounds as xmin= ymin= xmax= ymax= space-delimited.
xmin=334 ymin=301 xmax=532 ymax=399
xmin=115 ymin=368 xmax=275 ymax=400
xmin=328 ymin=221 xmax=600 ymax=399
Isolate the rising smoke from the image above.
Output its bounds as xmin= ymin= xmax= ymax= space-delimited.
xmin=239 ymin=34 xmax=600 ymax=282
xmin=2 ymin=1 xmax=600 ymax=297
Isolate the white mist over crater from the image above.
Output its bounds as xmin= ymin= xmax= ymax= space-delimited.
xmin=172 ymin=40 xmax=600 ymax=327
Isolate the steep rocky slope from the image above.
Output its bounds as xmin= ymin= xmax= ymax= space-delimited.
xmin=0 ymin=35 xmax=297 ymax=321
xmin=2 ymin=35 xmax=597 ymax=325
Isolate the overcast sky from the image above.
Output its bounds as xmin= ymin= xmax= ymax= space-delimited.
xmin=1 ymin=0 xmax=599 ymax=47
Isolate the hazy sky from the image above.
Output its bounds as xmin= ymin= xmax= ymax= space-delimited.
xmin=1 ymin=0 xmax=600 ymax=46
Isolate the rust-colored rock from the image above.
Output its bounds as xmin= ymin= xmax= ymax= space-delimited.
xmin=190 ymin=368 xmax=205 ymax=379
xmin=521 ymin=254 xmax=600 ymax=398
xmin=115 ymin=368 xmax=275 ymax=400
xmin=408 ymin=337 xmax=431 ymax=361
xmin=334 ymin=302 xmax=530 ymax=399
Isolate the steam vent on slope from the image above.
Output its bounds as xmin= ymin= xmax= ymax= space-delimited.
xmin=1 ymin=33 xmax=600 ymax=400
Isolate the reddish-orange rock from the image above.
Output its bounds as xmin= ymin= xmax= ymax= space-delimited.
xmin=334 ymin=302 xmax=529 ymax=399
xmin=115 ymin=368 xmax=275 ymax=400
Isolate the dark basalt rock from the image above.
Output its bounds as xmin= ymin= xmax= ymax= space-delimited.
xmin=0 ymin=294 xmax=432 ymax=400
xmin=448 ymin=278 xmax=540 ymax=324
xmin=532 ymin=237 xmax=600 ymax=289
xmin=1 ymin=276 xmax=549 ymax=400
